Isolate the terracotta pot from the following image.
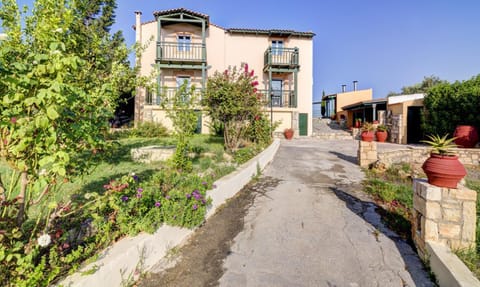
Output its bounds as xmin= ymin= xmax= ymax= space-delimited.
xmin=376 ymin=131 xmax=388 ymax=142
xmin=453 ymin=125 xmax=478 ymax=148
xmin=284 ymin=129 xmax=294 ymax=140
xmin=422 ymin=153 xmax=466 ymax=188
xmin=361 ymin=131 xmax=374 ymax=142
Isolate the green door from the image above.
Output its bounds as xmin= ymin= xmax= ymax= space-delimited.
xmin=299 ymin=113 xmax=308 ymax=136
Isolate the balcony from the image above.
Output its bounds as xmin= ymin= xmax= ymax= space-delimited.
xmin=156 ymin=41 xmax=206 ymax=64
xmin=263 ymin=47 xmax=299 ymax=72
xmin=258 ymin=89 xmax=297 ymax=108
xmin=145 ymin=87 xmax=203 ymax=106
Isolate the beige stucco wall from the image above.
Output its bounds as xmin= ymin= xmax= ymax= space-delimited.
xmin=135 ymin=13 xmax=314 ymax=136
xmin=388 ymin=99 xmax=423 ymax=144
xmin=336 ymin=89 xmax=373 ymax=113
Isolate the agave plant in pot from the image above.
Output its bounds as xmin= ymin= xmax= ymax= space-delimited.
xmin=421 ymin=134 xmax=466 ymax=188
xmin=375 ymin=124 xmax=388 ymax=142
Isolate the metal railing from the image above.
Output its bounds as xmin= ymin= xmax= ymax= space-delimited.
xmin=257 ymin=89 xmax=297 ymax=108
xmin=157 ymin=41 xmax=206 ymax=63
xmin=264 ymin=47 xmax=299 ymax=68
xmin=145 ymin=87 xmax=203 ymax=106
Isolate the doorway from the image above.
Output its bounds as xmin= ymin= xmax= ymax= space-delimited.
xmin=407 ymin=106 xmax=423 ymax=144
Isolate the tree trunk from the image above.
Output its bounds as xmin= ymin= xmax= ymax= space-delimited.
xmin=16 ymin=171 xmax=28 ymax=226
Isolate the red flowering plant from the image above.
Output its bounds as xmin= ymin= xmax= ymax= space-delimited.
xmin=203 ymin=63 xmax=269 ymax=153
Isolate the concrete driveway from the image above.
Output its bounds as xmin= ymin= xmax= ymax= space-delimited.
xmin=219 ymin=139 xmax=434 ymax=287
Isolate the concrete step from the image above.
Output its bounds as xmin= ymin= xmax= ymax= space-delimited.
xmin=312 ymin=132 xmax=354 ymax=140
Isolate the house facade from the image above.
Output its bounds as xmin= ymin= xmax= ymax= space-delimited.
xmin=134 ymin=8 xmax=315 ymax=136
xmin=387 ymin=93 xmax=425 ymax=144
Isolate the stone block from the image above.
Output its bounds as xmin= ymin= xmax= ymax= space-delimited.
xmin=424 ymin=218 xmax=439 ymax=242
xmin=425 ymin=201 xmax=441 ymax=220
xmin=424 ymin=186 xmax=442 ymax=201
xmin=438 ymin=223 xmax=461 ymax=239
xmin=440 ymin=200 xmax=462 ymax=210
xmin=441 ymin=208 xmax=461 ymax=222
xmin=413 ymin=195 xmax=426 ymax=215
xmin=453 ymin=187 xmax=477 ymax=201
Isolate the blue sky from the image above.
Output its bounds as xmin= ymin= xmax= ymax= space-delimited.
xmin=11 ymin=0 xmax=480 ymax=101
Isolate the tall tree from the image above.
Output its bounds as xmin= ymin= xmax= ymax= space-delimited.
xmin=388 ymin=75 xmax=446 ymax=97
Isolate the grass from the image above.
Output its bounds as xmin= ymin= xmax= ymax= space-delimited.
xmin=363 ymin=163 xmax=414 ymax=239
xmin=1 ymin=134 xmax=229 ymax=217
xmin=365 ymin=163 xmax=480 ymax=279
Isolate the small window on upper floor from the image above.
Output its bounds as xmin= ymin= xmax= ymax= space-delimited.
xmin=177 ymin=35 xmax=191 ymax=52
xmin=272 ymin=40 xmax=284 ymax=56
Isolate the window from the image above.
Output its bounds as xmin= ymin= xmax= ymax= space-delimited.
xmin=176 ymin=76 xmax=191 ymax=101
xmin=145 ymin=89 xmax=154 ymax=105
xmin=177 ymin=35 xmax=191 ymax=52
xmin=271 ymin=79 xmax=283 ymax=107
xmin=272 ymin=40 xmax=283 ymax=56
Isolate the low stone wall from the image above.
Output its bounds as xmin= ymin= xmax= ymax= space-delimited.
xmin=131 ymin=145 xmax=175 ymax=163
xmin=377 ymin=147 xmax=480 ymax=167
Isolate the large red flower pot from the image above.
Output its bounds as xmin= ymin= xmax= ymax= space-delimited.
xmin=361 ymin=131 xmax=374 ymax=142
xmin=453 ymin=125 xmax=478 ymax=148
xmin=422 ymin=154 xmax=466 ymax=188
xmin=284 ymin=129 xmax=294 ymax=140
xmin=376 ymin=131 xmax=388 ymax=142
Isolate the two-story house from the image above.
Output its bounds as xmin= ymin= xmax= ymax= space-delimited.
xmin=134 ymin=8 xmax=315 ymax=136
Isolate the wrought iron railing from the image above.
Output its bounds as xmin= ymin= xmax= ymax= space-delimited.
xmin=156 ymin=41 xmax=206 ymax=63
xmin=257 ymin=89 xmax=297 ymax=108
xmin=264 ymin=47 xmax=299 ymax=68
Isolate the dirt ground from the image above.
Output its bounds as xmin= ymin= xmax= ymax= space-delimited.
xmin=138 ymin=176 xmax=280 ymax=287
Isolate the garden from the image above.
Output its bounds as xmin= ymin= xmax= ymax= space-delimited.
xmin=0 ymin=1 xmax=274 ymax=285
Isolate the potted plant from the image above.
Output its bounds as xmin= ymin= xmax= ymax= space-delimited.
xmin=284 ymin=128 xmax=294 ymax=140
xmin=421 ymin=134 xmax=466 ymax=188
xmin=361 ymin=122 xmax=375 ymax=142
xmin=375 ymin=124 xmax=388 ymax=142
xmin=355 ymin=118 xmax=362 ymax=128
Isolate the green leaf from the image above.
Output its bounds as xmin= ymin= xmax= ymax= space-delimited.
xmin=39 ymin=156 xmax=55 ymax=167
xmin=46 ymin=106 xmax=59 ymax=120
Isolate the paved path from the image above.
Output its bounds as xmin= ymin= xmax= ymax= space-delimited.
xmin=219 ymin=139 xmax=434 ymax=287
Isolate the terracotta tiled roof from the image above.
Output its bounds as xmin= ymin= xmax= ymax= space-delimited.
xmin=153 ymin=7 xmax=210 ymax=24
xmin=226 ymin=28 xmax=315 ymax=38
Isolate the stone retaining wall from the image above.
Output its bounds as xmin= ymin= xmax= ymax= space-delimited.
xmin=377 ymin=146 xmax=480 ymax=167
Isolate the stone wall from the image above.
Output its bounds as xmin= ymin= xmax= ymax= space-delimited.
xmin=412 ymin=179 xmax=477 ymax=257
xmin=378 ymin=147 xmax=480 ymax=167
xmin=131 ymin=145 xmax=175 ymax=163
xmin=388 ymin=114 xmax=402 ymax=144
xmin=358 ymin=141 xmax=377 ymax=167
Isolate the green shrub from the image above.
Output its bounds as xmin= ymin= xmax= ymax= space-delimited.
xmin=423 ymin=74 xmax=480 ymax=136
xmin=129 ymin=122 xmax=169 ymax=138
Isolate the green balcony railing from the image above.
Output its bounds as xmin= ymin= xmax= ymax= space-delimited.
xmin=258 ymin=89 xmax=297 ymax=108
xmin=145 ymin=87 xmax=203 ymax=106
xmin=156 ymin=41 xmax=206 ymax=63
xmin=264 ymin=47 xmax=299 ymax=70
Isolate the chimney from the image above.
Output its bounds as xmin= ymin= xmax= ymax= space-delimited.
xmin=341 ymin=84 xmax=346 ymax=93
xmin=353 ymin=80 xmax=358 ymax=91
xmin=135 ymin=11 xmax=142 ymax=43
